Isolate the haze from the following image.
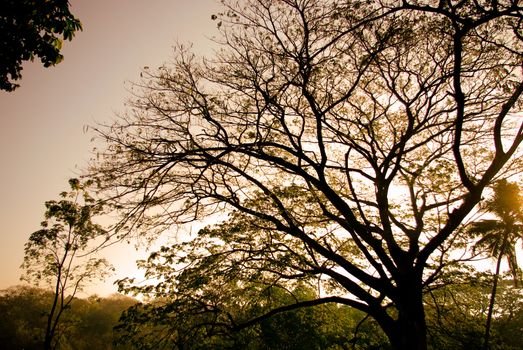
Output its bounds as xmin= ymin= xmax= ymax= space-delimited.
xmin=0 ymin=0 xmax=220 ymax=296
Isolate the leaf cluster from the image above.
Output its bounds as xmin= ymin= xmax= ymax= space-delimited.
xmin=0 ymin=0 xmax=82 ymax=91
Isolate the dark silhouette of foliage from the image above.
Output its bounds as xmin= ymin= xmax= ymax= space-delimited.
xmin=0 ymin=0 xmax=81 ymax=91
xmin=1 ymin=283 xmax=521 ymax=350
xmin=114 ymin=281 xmax=523 ymax=350
xmin=92 ymin=1 xmax=523 ymax=349
xmin=21 ymin=179 xmax=113 ymax=350
xmin=115 ymin=284 xmax=391 ymax=350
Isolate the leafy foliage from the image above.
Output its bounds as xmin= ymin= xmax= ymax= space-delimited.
xmin=115 ymin=279 xmax=523 ymax=350
xmin=21 ymin=179 xmax=114 ymax=349
xmin=425 ymin=275 xmax=523 ymax=350
xmin=2 ymin=282 xmax=522 ymax=349
xmin=0 ymin=0 xmax=82 ymax=91
xmin=115 ymin=284 xmax=390 ymax=350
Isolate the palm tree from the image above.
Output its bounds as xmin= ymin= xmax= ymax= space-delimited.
xmin=468 ymin=180 xmax=523 ymax=349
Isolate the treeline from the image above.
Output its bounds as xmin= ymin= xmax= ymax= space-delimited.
xmin=2 ymin=279 xmax=522 ymax=349
xmin=0 ymin=286 xmax=135 ymax=350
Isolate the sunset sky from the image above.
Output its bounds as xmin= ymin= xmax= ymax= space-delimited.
xmin=1 ymin=0 xmax=520 ymax=300
xmin=0 ymin=0 xmax=220 ymax=296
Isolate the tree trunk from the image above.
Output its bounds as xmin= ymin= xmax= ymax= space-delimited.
xmin=484 ymin=231 xmax=509 ymax=350
xmin=395 ymin=293 xmax=427 ymax=349
xmin=377 ymin=274 xmax=428 ymax=350
xmin=44 ymin=287 xmax=60 ymax=350
xmin=43 ymin=336 xmax=52 ymax=350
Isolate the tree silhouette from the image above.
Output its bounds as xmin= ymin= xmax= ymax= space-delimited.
xmin=92 ymin=1 xmax=523 ymax=349
xmin=0 ymin=0 xmax=82 ymax=91
xmin=468 ymin=179 xmax=523 ymax=349
xmin=21 ymin=179 xmax=113 ymax=350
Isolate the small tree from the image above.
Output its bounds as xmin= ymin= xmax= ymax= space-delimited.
xmin=21 ymin=179 xmax=113 ymax=350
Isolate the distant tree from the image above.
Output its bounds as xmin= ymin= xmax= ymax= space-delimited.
xmin=68 ymin=294 xmax=137 ymax=350
xmin=424 ymin=270 xmax=491 ymax=350
xmin=0 ymin=0 xmax=82 ymax=91
xmin=490 ymin=283 xmax=523 ymax=350
xmin=92 ymin=1 xmax=523 ymax=349
xmin=468 ymin=180 xmax=523 ymax=349
xmin=0 ymin=286 xmax=52 ymax=350
xmin=21 ymin=179 xmax=113 ymax=350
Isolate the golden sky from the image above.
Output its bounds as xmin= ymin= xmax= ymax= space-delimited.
xmin=0 ymin=0 xmax=220 ymax=296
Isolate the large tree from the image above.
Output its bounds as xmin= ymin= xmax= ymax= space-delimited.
xmin=0 ymin=0 xmax=81 ymax=91
xmin=92 ymin=1 xmax=523 ymax=349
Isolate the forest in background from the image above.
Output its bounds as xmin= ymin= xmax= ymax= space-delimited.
xmin=0 ymin=286 xmax=135 ymax=350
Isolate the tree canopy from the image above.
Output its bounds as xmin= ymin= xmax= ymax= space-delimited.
xmin=0 ymin=0 xmax=81 ymax=91
xmin=92 ymin=1 xmax=523 ymax=349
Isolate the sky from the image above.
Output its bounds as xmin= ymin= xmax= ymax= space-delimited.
xmin=0 ymin=0 xmax=221 ymax=296
xmin=1 ymin=1 xmax=521 ymax=300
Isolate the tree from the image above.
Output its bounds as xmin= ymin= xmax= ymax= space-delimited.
xmin=0 ymin=0 xmax=82 ymax=91
xmin=424 ymin=270 xmax=491 ymax=350
xmin=66 ymin=293 xmax=137 ymax=350
xmin=21 ymin=179 xmax=113 ymax=350
xmin=468 ymin=180 xmax=523 ymax=349
xmin=117 ymin=268 xmax=523 ymax=350
xmin=490 ymin=282 xmax=523 ymax=350
xmin=92 ymin=1 xmax=523 ymax=349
